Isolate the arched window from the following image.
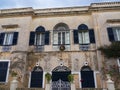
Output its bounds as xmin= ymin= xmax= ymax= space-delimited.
xmin=73 ymin=24 xmax=95 ymax=45
xmin=78 ymin=24 xmax=90 ymax=44
xmin=52 ymin=65 xmax=71 ymax=81
xmin=35 ymin=26 xmax=45 ymax=46
xmin=29 ymin=26 xmax=50 ymax=48
xmin=53 ymin=23 xmax=70 ymax=50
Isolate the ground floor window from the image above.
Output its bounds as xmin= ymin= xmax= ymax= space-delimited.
xmin=0 ymin=60 xmax=10 ymax=83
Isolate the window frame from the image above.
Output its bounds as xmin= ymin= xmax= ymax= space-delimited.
xmin=34 ymin=32 xmax=45 ymax=46
xmin=0 ymin=60 xmax=10 ymax=83
xmin=53 ymin=30 xmax=70 ymax=45
xmin=117 ymin=58 xmax=120 ymax=72
xmin=3 ymin=32 xmax=14 ymax=46
xmin=78 ymin=30 xmax=90 ymax=45
xmin=113 ymin=27 xmax=120 ymax=41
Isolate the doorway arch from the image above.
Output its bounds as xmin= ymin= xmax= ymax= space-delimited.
xmin=52 ymin=65 xmax=71 ymax=90
xmin=29 ymin=66 xmax=43 ymax=88
xmin=80 ymin=65 xmax=95 ymax=88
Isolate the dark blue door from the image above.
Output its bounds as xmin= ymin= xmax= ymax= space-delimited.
xmin=0 ymin=61 xmax=9 ymax=82
xmin=81 ymin=71 xmax=95 ymax=88
xmin=30 ymin=71 xmax=43 ymax=88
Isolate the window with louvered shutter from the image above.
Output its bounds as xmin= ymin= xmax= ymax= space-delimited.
xmin=73 ymin=30 xmax=79 ymax=44
xmin=35 ymin=33 xmax=45 ymax=45
xmin=0 ymin=33 xmax=5 ymax=46
xmin=45 ymin=31 xmax=50 ymax=45
xmin=89 ymin=29 xmax=95 ymax=43
xmin=0 ymin=32 xmax=18 ymax=46
xmin=78 ymin=31 xmax=90 ymax=44
xmin=0 ymin=60 xmax=10 ymax=83
xmin=113 ymin=27 xmax=120 ymax=41
xmin=29 ymin=32 xmax=35 ymax=45
xmin=12 ymin=32 xmax=18 ymax=45
xmin=107 ymin=27 xmax=120 ymax=42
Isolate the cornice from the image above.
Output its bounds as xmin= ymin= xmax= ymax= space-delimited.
xmin=0 ymin=2 xmax=119 ymax=17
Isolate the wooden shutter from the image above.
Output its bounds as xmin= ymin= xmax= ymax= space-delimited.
xmin=107 ymin=27 xmax=115 ymax=42
xmin=29 ymin=32 xmax=35 ymax=45
xmin=45 ymin=31 xmax=50 ymax=45
xmin=73 ymin=30 xmax=79 ymax=44
xmin=12 ymin=32 xmax=18 ymax=45
xmin=0 ymin=61 xmax=9 ymax=82
xmin=89 ymin=29 xmax=96 ymax=43
xmin=0 ymin=33 xmax=5 ymax=46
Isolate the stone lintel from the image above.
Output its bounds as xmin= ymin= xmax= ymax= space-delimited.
xmin=2 ymin=24 xmax=19 ymax=28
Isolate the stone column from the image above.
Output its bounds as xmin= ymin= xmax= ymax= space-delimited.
xmin=106 ymin=75 xmax=115 ymax=90
xmin=71 ymin=83 xmax=76 ymax=90
xmin=45 ymin=83 xmax=51 ymax=90
xmin=10 ymin=77 xmax=18 ymax=90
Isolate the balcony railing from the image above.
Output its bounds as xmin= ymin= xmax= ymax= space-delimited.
xmin=79 ymin=44 xmax=90 ymax=51
xmin=34 ymin=46 xmax=44 ymax=52
xmin=53 ymin=45 xmax=70 ymax=51
xmin=2 ymin=46 xmax=11 ymax=52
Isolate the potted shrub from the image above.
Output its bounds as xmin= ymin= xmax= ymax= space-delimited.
xmin=11 ymin=71 xmax=18 ymax=80
xmin=11 ymin=71 xmax=17 ymax=77
xmin=68 ymin=74 xmax=74 ymax=83
xmin=45 ymin=72 xmax=51 ymax=83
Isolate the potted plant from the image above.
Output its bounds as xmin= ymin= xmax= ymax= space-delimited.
xmin=11 ymin=71 xmax=18 ymax=80
xmin=45 ymin=72 xmax=51 ymax=83
xmin=68 ymin=74 xmax=74 ymax=83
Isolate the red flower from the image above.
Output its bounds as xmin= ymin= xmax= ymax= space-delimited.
xmin=80 ymin=79 xmax=83 ymax=82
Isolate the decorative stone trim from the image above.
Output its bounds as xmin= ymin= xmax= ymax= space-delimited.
xmin=2 ymin=24 xmax=18 ymax=28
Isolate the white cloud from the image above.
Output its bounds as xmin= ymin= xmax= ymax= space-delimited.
xmin=0 ymin=0 xmax=119 ymax=9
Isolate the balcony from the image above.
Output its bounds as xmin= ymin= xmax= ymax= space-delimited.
xmin=79 ymin=44 xmax=90 ymax=51
xmin=2 ymin=46 xmax=11 ymax=52
xmin=53 ymin=45 xmax=70 ymax=51
xmin=34 ymin=46 xmax=44 ymax=52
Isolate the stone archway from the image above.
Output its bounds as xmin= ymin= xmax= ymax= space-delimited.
xmin=52 ymin=65 xmax=71 ymax=90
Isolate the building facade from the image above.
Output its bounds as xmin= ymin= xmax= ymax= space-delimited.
xmin=0 ymin=2 xmax=120 ymax=89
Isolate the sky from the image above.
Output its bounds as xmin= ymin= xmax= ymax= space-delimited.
xmin=0 ymin=0 xmax=120 ymax=9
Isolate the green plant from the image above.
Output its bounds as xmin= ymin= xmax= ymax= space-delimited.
xmin=98 ymin=42 xmax=120 ymax=58
xmin=45 ymin=72 xmax=51 ymax=83
xmin=68 ymin=74 xmax=74 ymax=83
xmin=101 ymin=64 xmax=120 ymax=88
xmin=11 ymin=71 xmax=17 ymax=77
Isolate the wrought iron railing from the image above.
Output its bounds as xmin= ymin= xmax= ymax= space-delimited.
xmin=79 ymin=44 xmax=90 ymax=51
xmin=53 ymin=45 xmax=70 ymax=51
xmin=51 ymin=79 xmax=71 ymax=90
xmin=2 ymin=46 xmax=11 ymax=52
xmin=34 ymin=46 xmax=44 ymax=52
